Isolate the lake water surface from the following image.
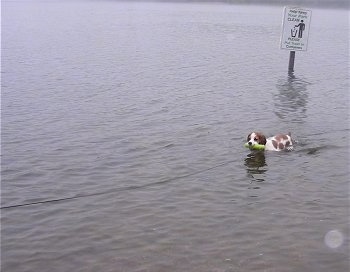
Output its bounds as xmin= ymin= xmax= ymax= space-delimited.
xmin=2 ymin=1 xmax=349 ymax=271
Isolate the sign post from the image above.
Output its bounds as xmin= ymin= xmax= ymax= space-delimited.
xmin=280 ymin=7 xmax=312 ymax=73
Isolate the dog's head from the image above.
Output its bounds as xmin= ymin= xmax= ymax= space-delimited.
xmin=247 ymin=132 xmax=267 ymax=147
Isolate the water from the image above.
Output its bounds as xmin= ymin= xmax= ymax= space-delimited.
xmin=2 ymin=1 xmax=349 ymax=271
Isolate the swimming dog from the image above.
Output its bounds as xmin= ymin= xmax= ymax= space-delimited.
xmin=246 ymin=132 xmax=293 ymax=151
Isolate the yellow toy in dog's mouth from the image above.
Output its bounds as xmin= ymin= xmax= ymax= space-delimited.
xmin=244 ymin=143 xmax=265 ymax=151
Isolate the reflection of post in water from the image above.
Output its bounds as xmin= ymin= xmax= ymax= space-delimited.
xmin=274 ymin=73 xmax=309 ymax=123
xmin=244 ymin=151 xmax=267 ymax=181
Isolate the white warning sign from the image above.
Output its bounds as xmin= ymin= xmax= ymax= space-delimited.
xmin=280 ymin=7 xmax=312 ymax=51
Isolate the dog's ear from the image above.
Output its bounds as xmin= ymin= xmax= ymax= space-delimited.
xmin=258 ymin=134 xmax=267 ymax=145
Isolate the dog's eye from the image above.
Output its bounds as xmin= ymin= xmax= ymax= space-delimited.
xmin=254 ymin=137 xmax=258 ymax=141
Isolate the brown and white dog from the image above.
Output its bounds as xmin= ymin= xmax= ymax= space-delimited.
xmin=246 ymin=132 xmax=293 ymax=151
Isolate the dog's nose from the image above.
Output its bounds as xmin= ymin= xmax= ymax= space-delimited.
xmin=248 ymin=142 xmax=252 ymax=146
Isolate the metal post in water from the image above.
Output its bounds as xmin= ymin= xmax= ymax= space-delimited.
xmin=288 ymin=51 xmax=296 ymax=73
